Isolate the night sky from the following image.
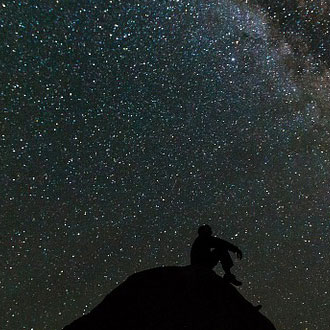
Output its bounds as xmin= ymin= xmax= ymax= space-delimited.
xmin=2 ymin=1 xmax=330 ymax=329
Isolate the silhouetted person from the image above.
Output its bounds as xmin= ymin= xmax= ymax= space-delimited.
xmin=190 ymin=224 xmax=243 ymax=286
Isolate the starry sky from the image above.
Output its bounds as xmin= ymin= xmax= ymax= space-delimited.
xmin=2 ymin=0 xmax=330 ymax=329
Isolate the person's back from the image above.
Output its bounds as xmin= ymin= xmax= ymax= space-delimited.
xmin=190 ymin=234 xmax=214 ymax=267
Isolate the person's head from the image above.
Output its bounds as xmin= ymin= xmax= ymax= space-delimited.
xmin=198 ymin=224 xmax=212 ymax=237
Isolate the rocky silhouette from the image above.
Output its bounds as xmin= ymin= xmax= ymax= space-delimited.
xmin=63 ymin=265 xmax=276 ymax=330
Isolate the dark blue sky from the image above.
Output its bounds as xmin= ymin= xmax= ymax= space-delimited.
xmin=2 ymin=1 xmax=330 ymax=329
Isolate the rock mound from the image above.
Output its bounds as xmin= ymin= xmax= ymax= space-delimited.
xmin=63 ymin=266 xmax=276 ymax=330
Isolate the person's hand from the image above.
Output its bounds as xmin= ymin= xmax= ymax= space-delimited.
xmin=236 ymin=249 xmax=242 ymax=260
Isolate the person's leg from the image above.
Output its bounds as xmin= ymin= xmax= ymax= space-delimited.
xmin=208 ymin=248 xmax=232 ymax=271
xmin=216 ymin=249 xmax=242 ymax=286
xmin=218 ymin=249 xmax=234 ymax=274
xmin=209 ymin=249 xmax=221 ymax=269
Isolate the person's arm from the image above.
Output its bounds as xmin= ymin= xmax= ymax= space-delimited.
xmin=212 ymin=237 xmax=243 ymax=259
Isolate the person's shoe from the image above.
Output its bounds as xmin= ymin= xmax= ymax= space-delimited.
xmin=223 ymin=273 xmax=242 ymax=286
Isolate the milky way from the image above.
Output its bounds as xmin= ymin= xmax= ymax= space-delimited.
xmin=2 ymin=1 xmax=330 ymax=329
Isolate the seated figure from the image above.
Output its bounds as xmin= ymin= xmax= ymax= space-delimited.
xmin=190 ymin=224 xmax=243 ymax=286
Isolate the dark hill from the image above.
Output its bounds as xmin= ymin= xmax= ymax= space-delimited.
xmin=63 ymin=265 xmax=276 ymax=330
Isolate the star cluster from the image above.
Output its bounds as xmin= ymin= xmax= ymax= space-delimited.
xmin=1 ymin=1 xmax=330 ymax=329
